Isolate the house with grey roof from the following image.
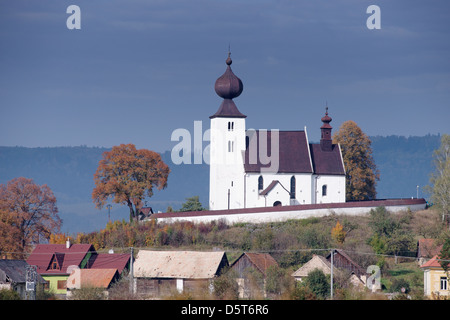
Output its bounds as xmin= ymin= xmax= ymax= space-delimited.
xmin=0 ymin=259 xmax=46 ymax=299
xmin=133 ymin=250 xmax=228 ymax=297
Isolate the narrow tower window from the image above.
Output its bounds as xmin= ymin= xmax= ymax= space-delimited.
xmin=258 ymin=176 xmax=263 ymax=191
xmin=322 ymin=185 xmax=327 ymax=196
xmin=290 ymin=176 xmax=296 ymax=199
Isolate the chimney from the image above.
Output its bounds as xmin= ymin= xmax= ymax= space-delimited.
xmin=66 ymin=238 xmax=71 ymax=249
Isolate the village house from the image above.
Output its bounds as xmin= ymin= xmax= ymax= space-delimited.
xmin=326 ymin=249 xmax=367 ymax=288
xmin=26 ymin=241 xmax=95 ymax=295
xmin=230 ymin=252 xmax=278 ymax=298
xmin=0 ymin=259 xmax=46 ymax=299
xmin=292 ymin=254 xmax=335 ymax=281
xmin=26 ymin=240 xmax=130 ymax=296
xmin=292 ymin=251 xmax=368 ymax=289
xmin=417 ymin=238 xmax=443 ymax=266
xmin=133 ymin=250 xmax=229 ymax=297
xmin=66 ymin=268 xmax=120 ymax=298
xmin=420 ymin=254 xmax=449 ymax=298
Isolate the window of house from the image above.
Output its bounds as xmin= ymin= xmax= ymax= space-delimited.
xmin=441 ymin=277 xmax=448 ymax=291
xmin=49 ymin=255 xmax=59 ymax=270
xmin=322 ymin=185 xmax=327 ymax=196
xmin=57 ymin=280 xmax=67 ymax=290
xmin=290 ymin=176 xmax=296 ymax=199
xmin=258 ymin=176 xmax=263 ymax=191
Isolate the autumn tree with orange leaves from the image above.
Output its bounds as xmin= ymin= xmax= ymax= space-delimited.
xmin=333 ymin=120 xmax=379 ymax=201
xmin=0 ymin=177 xmax=61 ymax=257
xmin=92 ymin=144 xmax=170 ymax=223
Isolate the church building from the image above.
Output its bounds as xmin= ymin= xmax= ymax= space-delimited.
xmin=209 ymin=53 xmax=346 ymax=210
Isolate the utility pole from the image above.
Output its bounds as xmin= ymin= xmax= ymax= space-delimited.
xmin=330 ymin=249 xmax=334 ymax=300
xmin=129 ymin=247 xmax=135 ymax=295
xmin=106 ymin=204 xmax=112 ymax=223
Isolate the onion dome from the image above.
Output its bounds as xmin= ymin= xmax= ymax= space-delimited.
xmin=320 ymin=107 xmax=332 ymax=129
xmin=210 ymin=52 xmax=246 ymax=119
xmin=214 ymin=53 xmax=243 ymax=99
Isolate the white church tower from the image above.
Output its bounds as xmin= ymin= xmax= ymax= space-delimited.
xmin=209 ymin=53 xmax=247 ymax=210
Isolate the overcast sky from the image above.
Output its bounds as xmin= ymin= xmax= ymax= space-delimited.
xmin=1 ymin=0 xmax=449 ymax=153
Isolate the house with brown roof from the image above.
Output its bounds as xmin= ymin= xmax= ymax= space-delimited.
xmin=209 ymin=53 xmax=345 ymax=211
xmin=133 ymin=250 xmax=229 ymax=297
xmin=89 ymin=252 xmax=130 ymax=275
xmin=420 ymin=255 xmax=449 ymax=298
xmin=417 ymin=238 xmax=443 ymax=266
xmin=66 ymin=268 xmax=120 ymax=298
xmin=230 ymin=252 xmax=279 ymax=298
xmin=292 ymin=252 xmax=369 ymax=290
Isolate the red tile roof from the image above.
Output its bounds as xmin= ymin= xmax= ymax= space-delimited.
xmin=243 ymin=253 xmax=278 ymax=276
xmin=417 ymin=239 xmax=443 ymax=258
xmin=420 ymin=255 xmax=450 ymax=269
xmin=67 ymin=268 xmax=119 ymax=289
xmin=27 ymin=244 xmax=95 ymax=275
xmin=89 ymin=253 xmax=130 ymax=274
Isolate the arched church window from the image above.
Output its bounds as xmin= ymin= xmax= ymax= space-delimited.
xmin=290 ymin=176 xmax=296 ymax=199
xmin=273 ymin=201 xmax=282 ymax=207
xmin=258 ymin=176 xmax=263 ymax=191
xmin=322 ymin=185 xmax=327 ymax=196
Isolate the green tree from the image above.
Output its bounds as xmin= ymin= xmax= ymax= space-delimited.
xmin=333 ymin=120 xmax=380 ymax=201
xmin=303 ymin=268 xmax=329 ymax=299
xmin=427 ymin=134 xmax=450 ymax=228
xmin=179 ymin=196 xmax=205 ymax=212
xmin=367 ymin=207 xmax=415 ymax=263
xmin=438 ymin=237 xmax=450 ymax=276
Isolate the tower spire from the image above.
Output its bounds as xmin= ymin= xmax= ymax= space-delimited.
xmin=210 ymin=52 xmax=246 ymax=119
xmin=320 ymin=105 xmax=333 ymax=151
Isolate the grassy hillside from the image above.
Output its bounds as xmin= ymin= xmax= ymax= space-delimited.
xmin=68 ymin=207 xmax=447 ymax=299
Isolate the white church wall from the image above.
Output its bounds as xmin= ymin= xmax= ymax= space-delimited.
xmin=244 ymin=173 xmax=314 ymax=208
xmin=313 ymin=175 xmax=346 ymax=204
xmin=151 ymin=201 xmax=427 ymax=225
xmin=209 ymin=117 xmax=246 ymax=210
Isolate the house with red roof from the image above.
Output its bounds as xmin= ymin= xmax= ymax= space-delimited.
xmin=420 ymin=254 xmax=449 ymax=298
xmin=26 ymin=240 xmax=130 ymax=295
xmin=26 ymin=241 xmax=95 ymax=295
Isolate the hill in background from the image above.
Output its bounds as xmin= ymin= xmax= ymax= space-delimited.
xmin=0 ymin=134 xmax=442 ymax=233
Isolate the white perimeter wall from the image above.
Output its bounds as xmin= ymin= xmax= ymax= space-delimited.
xmin=152 ymin=202 xmax=426 ymax=225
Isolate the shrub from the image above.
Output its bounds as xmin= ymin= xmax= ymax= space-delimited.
xmin=303 ymin=268 xmax=330 ymax=299
xmin=390 ymin=278 xmax=411 ymax=294
xmin=0 ymin=288 xmax=21 ymax=300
